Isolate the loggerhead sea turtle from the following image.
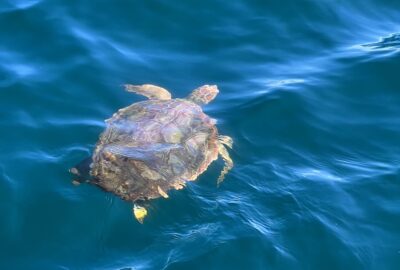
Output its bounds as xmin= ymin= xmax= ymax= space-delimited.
xmin=70 ymin=84 xmax=233 ymax=223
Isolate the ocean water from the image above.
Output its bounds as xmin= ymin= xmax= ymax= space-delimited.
xmin=1 ymin=0 xmax=400 ymax=269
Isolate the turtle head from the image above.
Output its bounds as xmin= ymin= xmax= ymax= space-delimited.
xmin=187 ymin=85 xmax=219 ymax=105
xmin=69 ymin=157 xmax=93 ymax=183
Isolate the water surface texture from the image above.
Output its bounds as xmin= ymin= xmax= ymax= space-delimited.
xmin=1 ymin=0 xmax=400 ymax=269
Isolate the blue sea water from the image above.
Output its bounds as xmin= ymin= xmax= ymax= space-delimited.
xmin=1 ymin=0 xmax=400 ymax=269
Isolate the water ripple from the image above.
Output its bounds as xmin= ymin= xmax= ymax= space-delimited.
xmin=0 ymin=0 xmax=43 ymax=12
xmin=2 ymin=0 xmax=400 ymax=269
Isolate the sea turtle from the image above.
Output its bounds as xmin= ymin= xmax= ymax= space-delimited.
xmin=70 ymin=84 xmax=233 ymax=223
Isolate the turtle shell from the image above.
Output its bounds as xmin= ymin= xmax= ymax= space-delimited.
xmin=90 ymin=99 xmax=219 ymax=202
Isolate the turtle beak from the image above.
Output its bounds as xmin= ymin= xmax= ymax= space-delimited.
xmin=208 ymin=85 xmax=219 ymax=102
xmin=69 ymin=157 xmax=93 ymax=182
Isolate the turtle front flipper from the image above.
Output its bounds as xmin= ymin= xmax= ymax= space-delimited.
xmin=133 ymin=203 xmax=148 ymax=224
xmin=218 ymin=135 xmax=233 ymax=149
xmin=217 ymin=135 xmax=234 ymax=186
xmin=124 ymin=84 xmax=172 ymax=100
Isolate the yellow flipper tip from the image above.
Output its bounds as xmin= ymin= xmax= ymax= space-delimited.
xmin=133 ymin=205 xmax=147 ymax=224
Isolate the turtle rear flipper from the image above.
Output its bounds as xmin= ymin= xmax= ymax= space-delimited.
xmin=216 ymin=135 xmax=234 ymax=186
xmin=133 ymin=203 xmax=148 ymax=224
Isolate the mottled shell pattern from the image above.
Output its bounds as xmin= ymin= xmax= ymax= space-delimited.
xmin=90 ymin=98 xmax=219 ymax=201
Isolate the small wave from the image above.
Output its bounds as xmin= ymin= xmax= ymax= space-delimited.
xmin=292 ymin=167 xmax=344 ymax=183
xmin=0 ymin=164 xmax=14 ymax=187
xmin=0 ymin=51 xmax=37 ymax=77
xmin=44 ymin=118 xmax=105 ymax=128
xmin=243 ymin=78 xmax=308 ymax=99
xmin=360 ymin=33 xmax=400 ymax=51
xmin=65 ymin=19 xmax=148 ymax=66
xmin=0 ymin=0 xmax=43 ymax=12
xmin=334 ymin=158 xmax=398 ymax=181
xmin=0 ymin=49 xmax=54 ymax=86
xmin=266 ymin=79 xmax=306 ymax=88
xmin=17 ymin=149 xmax=67 ymax=163
xmin=4 ymin=63 xmax=36 ymax=77
xmin=350 ymin=32 xmax=400 ymax=61
xmin=10 ymin=0 xmax=41 ymax=9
